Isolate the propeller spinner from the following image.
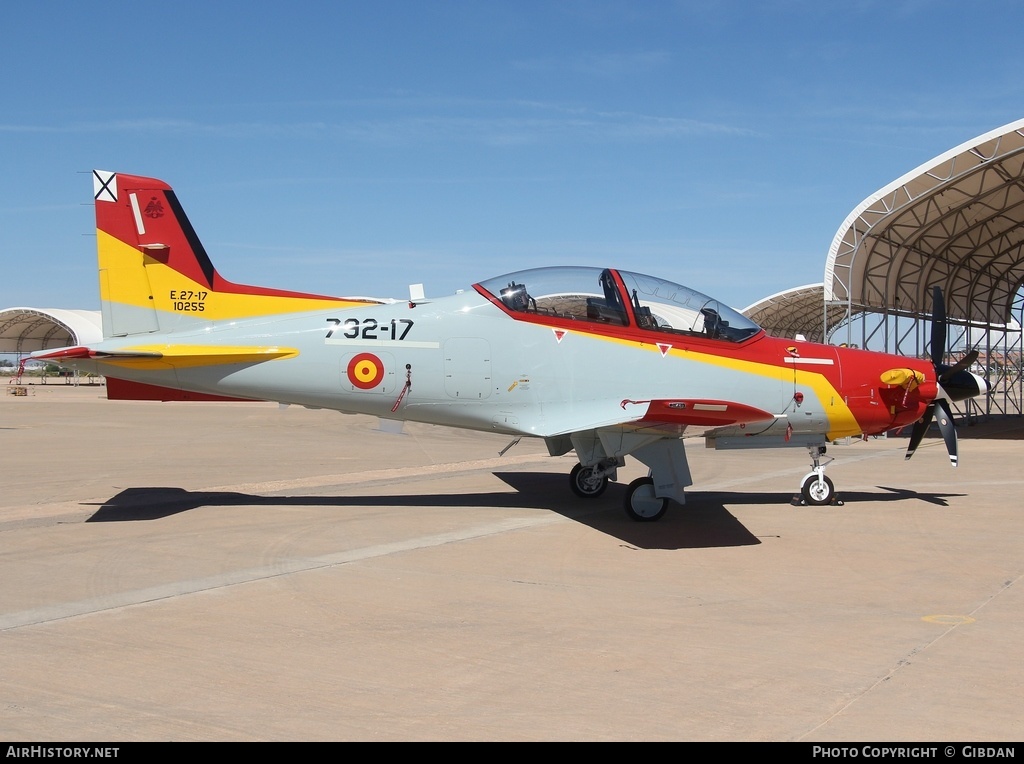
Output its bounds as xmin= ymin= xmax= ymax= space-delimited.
xmin=906 ymin=287 xmax=988 ymax=466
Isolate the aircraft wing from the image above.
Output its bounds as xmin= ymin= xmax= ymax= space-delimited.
xmin=625 ymin=398 xmax=775 ymax=428
xmin=541 ymin=398 xmax=780 ymax=510
xmin=617 ymin=398 xmax=778 ymax=439
xmin=541 ymin=397 xmax=777 ymax=440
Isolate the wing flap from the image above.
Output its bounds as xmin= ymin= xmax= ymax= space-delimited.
xmin=539 ymin=398 xmax=777 ymax=440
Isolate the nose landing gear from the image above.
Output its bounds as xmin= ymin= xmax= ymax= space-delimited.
xmin=796 ymin=444 xmax=844 ymax=506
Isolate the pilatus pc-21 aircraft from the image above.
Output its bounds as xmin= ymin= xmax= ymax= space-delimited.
xmin=33 ymin=171 xmax=988 ymax=520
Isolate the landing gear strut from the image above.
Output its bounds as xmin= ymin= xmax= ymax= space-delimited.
xmin=797 ymin=444 xmax=842 ymax=506
xmin=564 ymin=437 xmax=687 ymax=521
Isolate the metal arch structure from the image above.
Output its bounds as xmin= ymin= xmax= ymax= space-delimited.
xmin=824 ymin=117 xmax=1024 ymax=416
xmin=742 ymin=284 xmax=861 ymax=344
xmin=0 ymin=308 xmax=103 ymax=355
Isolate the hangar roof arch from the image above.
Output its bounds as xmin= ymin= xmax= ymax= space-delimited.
xmin=0 ymin=308 xmax=102 ymax=355
xmin=742 ymin=284 xmax=859 ymax=344
xmin=825 ymin=117 xmax=1024 ymax=329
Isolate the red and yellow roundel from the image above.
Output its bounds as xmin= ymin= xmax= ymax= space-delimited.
xmin=347 ymin=352 xmax=384 ymax=389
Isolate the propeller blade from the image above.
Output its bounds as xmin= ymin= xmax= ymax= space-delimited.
xmin=907 ymin=289 xmax=978 ymax=469
xmin=934 ymin=398 xmax=958 ymax=467
xmin=939 ymin=349 xmax=979 ymax=382
xmin=905 ymin=404 xmax=934 ymax=461
xmin=930 ymin=286 xmax=946 ymax=368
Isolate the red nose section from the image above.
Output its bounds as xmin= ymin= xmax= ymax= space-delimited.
xmin=836 ymin=346 xmax=937 ymax=436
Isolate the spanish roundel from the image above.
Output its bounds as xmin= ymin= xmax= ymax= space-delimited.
xmin=347 ymin=352 xmax=385 ymax=389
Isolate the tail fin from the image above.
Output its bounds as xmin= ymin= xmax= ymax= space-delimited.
xmin=92 ymin=170 xmax=375 ymax=338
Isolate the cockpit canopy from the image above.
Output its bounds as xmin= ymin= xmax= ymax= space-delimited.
xmin=477 ymin=266 xmax=761 ymax=343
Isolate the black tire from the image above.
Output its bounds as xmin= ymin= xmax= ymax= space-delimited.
xmin=624 ymin=476 xmax=668 ymax=521
xmin=570 ymin=462 xmax=608 ymax=498
xmin=801 ymin=474 xmax=835 ymax=506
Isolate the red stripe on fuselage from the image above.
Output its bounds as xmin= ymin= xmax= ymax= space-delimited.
xmin=473 ymin=283 xmax=937 ymax=437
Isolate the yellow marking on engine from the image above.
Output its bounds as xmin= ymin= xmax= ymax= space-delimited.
xmin=881 ymin=368 xmax=925 ymax=386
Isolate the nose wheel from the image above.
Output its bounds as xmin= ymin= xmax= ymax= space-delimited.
xmin=796 ymin=445 xmax=843 ymax=506
xmin=800 ymin=473 xmax=835 ymax=506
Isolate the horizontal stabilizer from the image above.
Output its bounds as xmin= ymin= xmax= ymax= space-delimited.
xmin=34 ymin=344 xmax=298 ymax=370
xmin=31 ymin=346 xmax=162 ymax=362
xmin=107 ymin=344 xmax=298 ymax=368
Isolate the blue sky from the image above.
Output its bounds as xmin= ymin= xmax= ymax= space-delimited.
xmin=3 ymin=0 xmax=1024 ymax=313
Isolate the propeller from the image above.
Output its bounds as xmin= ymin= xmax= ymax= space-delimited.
xmin=906 ymin=287 xmax=987 ymax=466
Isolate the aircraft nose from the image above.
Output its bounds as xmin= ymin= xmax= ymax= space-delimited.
xmin=941 ymin=367 xmax=988 ymax=402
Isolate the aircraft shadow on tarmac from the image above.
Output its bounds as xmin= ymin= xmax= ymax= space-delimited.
xmin=82 ymin=472 xmax=966 ymax=551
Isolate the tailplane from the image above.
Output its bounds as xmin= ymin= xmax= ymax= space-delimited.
xmin=92 ymin=170 xmax=376 ymax=338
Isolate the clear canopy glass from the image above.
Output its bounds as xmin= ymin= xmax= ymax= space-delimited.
xmin=477 ymin=266 xmax=761 ymax=343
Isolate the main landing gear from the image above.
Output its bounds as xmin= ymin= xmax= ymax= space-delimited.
xmin=796 ymin=445 xmax=843 ymax=506
xmin=570 ymin=461 xmax=670 ymax=521
xmin=623 ymin=476 xmax=668 ymax=521
xmin=569 ymin=462 xmax=609 ymax=498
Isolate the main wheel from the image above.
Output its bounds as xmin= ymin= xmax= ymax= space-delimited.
xmin=624 ymin=476 xmax=668 ymax=521
xmin=801 ymin=474 xmax=835 ymax=506
xmin=570 ymin=462 xmax=608 ymax=498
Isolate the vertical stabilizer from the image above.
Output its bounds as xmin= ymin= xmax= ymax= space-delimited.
xmin=94 ymin=171 xmax=166 ymax=337
xmin=92 ymin=170 xmax=377 ymax=340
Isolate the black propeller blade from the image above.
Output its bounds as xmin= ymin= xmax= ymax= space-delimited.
xmin=933 ymin=398 xmax=958 ymax=467
xmin=905 ymin=405 xmax=933 ymax=461
xmin=906 ymin=286 xmax=979 ymax=466
xmin=930 ymin=285 xmax=945 ymax=368
xmin=939 ymin=348 xmax=979 ymax=383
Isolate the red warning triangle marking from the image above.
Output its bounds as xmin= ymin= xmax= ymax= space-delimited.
xmin=657 ymin=343 xmax=672 ymax=357
xmin=553 ymin=329 xmax=567 ymax=343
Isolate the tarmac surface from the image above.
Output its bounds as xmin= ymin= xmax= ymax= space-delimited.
xmin=1 ymin=382 xmax=1022 ymax=742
